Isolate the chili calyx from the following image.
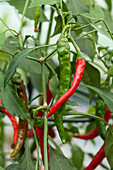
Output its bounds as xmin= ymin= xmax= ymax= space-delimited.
xmin=46 ymin=58 xmax=86 ymax=118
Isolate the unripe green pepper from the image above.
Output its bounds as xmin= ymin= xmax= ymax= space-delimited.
xmin=54 ymin=36 xmax=71 ymax=143
xmin=95 ymin=95 xmax=106 ymax=140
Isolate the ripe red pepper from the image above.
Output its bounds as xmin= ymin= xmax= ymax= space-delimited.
xmin=46 ymin=58 xmax=86 ymax=118
xmin=73 ymin=106 xmax=111 ymax=140
xmin=35 ymin=79 xmax=53 ymax=165
xmin=0 ymin=101 xmax=18 ymax=148
xmin=83 ymin=144 xmax=105 ymax=170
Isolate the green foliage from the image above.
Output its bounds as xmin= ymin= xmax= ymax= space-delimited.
xmin=6 ymin=140 xmax=35 ymax=170
xmin=71 ymin=145 xmax=84 ymax=170
xmin=49 ymin=74 xmax=59 ymax=98
xmin=0 ymin=73 xmax=29 ymax=120
xmin=83 ymin=62 xmax=100 ymax=102
xmin=105 ymin=125 xmax=113 ymax=168
xmin=29 ymin=0 xmax=60 ymax=8
xmin=49 ymin=146 xmax=75 ymax=170
xmin=4 ymin=48 xmax=32 ymax=86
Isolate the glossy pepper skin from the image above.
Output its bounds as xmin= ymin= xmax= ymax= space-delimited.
xmin=46 ymin=58 xmax=86 ymax=118
xmin=95 ymin=96 xmax=106 ymax=140
xmin=83 ymin=144 xmax=105 ymax=170
xmin=0 ymin=101 xmax=18 ymax=147
xmin=10 ymin=82 xmax=28 ymax=158
xmin=54 ymin=36 xmax=71 ymax=143
xmin=73 ymin=106 xmax=111 ymax=140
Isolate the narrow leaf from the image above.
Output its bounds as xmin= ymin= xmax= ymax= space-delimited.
xmin=78 ymin=13 xmax=95 ymax=19
xmin=4 ymin=48 xmax=32 ymax=87
xmin=49 ymin=146 xmax=75 ymax=170
xmin=83 ymin=62 xmax=100 ymax=102
xmin=105 ymin=125 xmax=113 ymax=168
xmin=6 ymin=164 xmax=20 ymax=170
xmin=82 ymin=84 xmax=113 ymax=113
xmin=0 ymin=73 xmax=29 ymax=120
xmin=29 ymin=0 xmax=60 ymax=8
xmin=19 ymin=139 xmax=35 ymax=170
xmin=49 ymin=74 xmax=59 ymax=98
xmin=0 ymin=31 xmax=6 ymax=49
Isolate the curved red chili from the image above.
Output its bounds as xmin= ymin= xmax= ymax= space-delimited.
xmin=73 ymin=106 xmax=111 ymax=140
xmin=46 ymin=58 xmax=86 ymax=118
xmin=0 ymin=101 xmax=18 ymax=147
xmin=83 ymin=144 xmax=105 ymax=170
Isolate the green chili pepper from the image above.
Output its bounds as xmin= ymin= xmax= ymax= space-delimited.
xmin=34 ymin=6 xmax=40 ymax=32
xmin=54 ymin=36 xmax=71 ymax=143
xmin=95 ymin=95 xmax=106 ymax=140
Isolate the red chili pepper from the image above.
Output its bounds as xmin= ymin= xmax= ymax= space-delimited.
xmin=73 ymin=106 xmax=111 ymax=140
xmin=0 ymin=101 xmax=18 ymax=148
xmin=83 ymin=144 xmax=105 ymax=170
xmin=34 ymin=79 xmax=53 ymax=165
xmin=46 ymin=58 xmax=86 ymax=118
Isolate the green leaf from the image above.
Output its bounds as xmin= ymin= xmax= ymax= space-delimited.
xmin=8 ymin=0 xmax=36 ymax=20
xmin=29 ymin=0 xmax=60 ymax=8
xmin=82 ymin=84 xmax=113 ymax=113
xmin=0 ymin=166 xmax=4 ymax=170
xmin=0 ymin=73 xmax=29 ymax=120
xmin=19 ymin=51 xmax=41 ymax=74
xmin=83 ymin=62 xmax=100 ymax=102
xmin=2 ymin=37 xmax=20 ymax=58
xmin=105 ymin=0 xmax=112 ymax=12
xmin=19 ymin=139 xmax=35 ymax=170
xmin=0 ymin=112 xmax=5 ymax=119
xmin=66 ymin=100 xmax=78 ymax=106
xmin=49 ymin=74 xmax=59 ymax=98
xmin=89 ymin=4 xmax=104 ymax=22
xmin=0 ymin=31 xmax=6 ymax=50
xmin=49 ymin=146 xmax=75 ymax=170
xmin=67 ymin=0 xmax=91 ymax=32
xmin=4 ymin=48 xmax=33 ymax=86
xmin=71 ymin=145 xmax=84 ymax=169
xmin=76 ymin=35 xmax=98 ymax=59
xmin=6 ymin=164 xmax=20 ymax=170
xmin=106 ymin=66 xmax=113 ymax=75
xmin=105 ymin=125 xmax=113 ymax=168
xmin=78 ymin=13 xmax=95 ymax=19
xmin=6 ymin=139 xmax=35 ymax=170
xmin=51 ymin=15 xmax=62 ymax=37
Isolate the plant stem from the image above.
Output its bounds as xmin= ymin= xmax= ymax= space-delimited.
xmin=48 ymin=136 xmax=63 ymax=154
xmin=19 ymin=0 xmax=29 ymax=48
xmin=33 ymin=106 xmax=48 ymax=120
xmin=27 ymin=93 xmax=43 ymax=105
xmin=75 ymin=29 xmax=97 ymax=41
xmin=44 ymin=49 xmax=57 ymax=61
xmin=45 ymin=62 xmax=56 ymax=76
xmin=41 ymin=63 xmax=48 ymax=170
xmin=102 ymin=19 xmax=113 ymax=40
xmin=29 ymin=122 xmax=39 ymax=170
xmin=0 ymin=50 xmax=14 ymax=57
xmin=45 ymin=7 xmax=54 ymax=46
xmin=68 ymin=35 xmax=81 ymax=58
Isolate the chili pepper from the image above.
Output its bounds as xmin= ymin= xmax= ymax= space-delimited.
xmin=83 ymin=144 xmax=105 ymax=170
xmin=49 ymin=127 xmax=56 ymax=138
xmin=10 ymin=80 xmax=28 ymax=158
xmin=0 ymin=101 xmax=18 ymax=148
xmin=46 ymin=58 xmax=86 ymax=118
xmin=95 ymin=95 xmax=106 ymax=140
xmin=35 ymin=79 xmax=53 ymax=165
xmin=34 ymin=6 xmax=40 ymax=32
xmin=73 ymin=106 xmax=111 ymax=140
xmin=53 ymin=36 xmax=71 ymax=143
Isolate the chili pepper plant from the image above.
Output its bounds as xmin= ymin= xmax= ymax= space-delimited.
xmin=0 ymin=0 xmax=113 ymax=170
